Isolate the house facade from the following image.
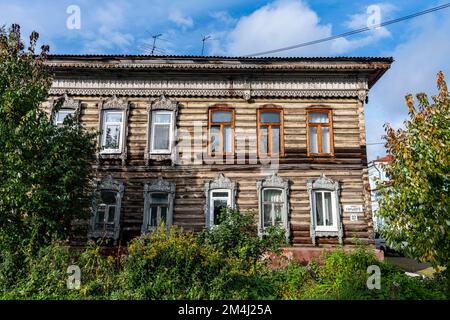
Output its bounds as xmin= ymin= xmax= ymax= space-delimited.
xmin=44 ymin=55 xmax=392 ymax=248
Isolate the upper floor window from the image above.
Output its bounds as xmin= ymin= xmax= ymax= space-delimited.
xmin=101 ymin=110 xmax=124 ymax=153
xmin=204 ymin=174 xmax=237 ymax=227
xmin=150 ymin=110 xmax=173 ymax=153
xmin=307 ymin=109 xmax=334 ymax=156
xmin=51 ymin=94 xmax=80 ymax=127
xmin=257 ymin=108 xmax=284 ymax=156
xmin=55 ymin=109 xmax=75 ymax=127
xmin=208 ymin=108 xmax=235 ymax=155
xmin=142 ymin=177 xmax=175 ymax=233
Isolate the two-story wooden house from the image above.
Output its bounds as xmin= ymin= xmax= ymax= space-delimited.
xmin=44 ymin=55 xmax=392 ymax=251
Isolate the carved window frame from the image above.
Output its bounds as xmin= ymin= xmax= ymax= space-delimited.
xmin=306 ymin=108 xmax=334 ymax=157
xmin=145 ymin=95 xmax=179 ymax=164
xmin=257 ymin=106 xmax=284 ymax=157
xmin=307 ymin=174 xmax=343 ymax=245
xmin=50 ymin=93 xmax=81 ymax=127
xmin=142 ymin=177 xmax=176 ymax=234
xmin=208 ymin=106 xmax=235 ymax=156
xmin=89 ymin=175 xmax=124 ymax=243
xmin=204 ymin=173 xmax=237 ymax=228
xmin=98 ymin=95 xmax=130 ymax=166
xmin=256 ymin=174 xmax=290 ymax=238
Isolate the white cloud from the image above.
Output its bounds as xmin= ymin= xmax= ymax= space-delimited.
xmin=222 ymin=0 xmax=332 ymax=56
xmin=169 ymin=11 xmax=194 ymax=29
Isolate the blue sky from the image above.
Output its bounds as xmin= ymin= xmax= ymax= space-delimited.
xmin=1 ymin=0 xmax=449 ymax=160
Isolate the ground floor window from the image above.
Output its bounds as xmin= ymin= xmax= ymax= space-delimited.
xmin=209 ymin=189 xmax=231 ymax=225
xmin=142 ymin=177 xmax=175 ymax=233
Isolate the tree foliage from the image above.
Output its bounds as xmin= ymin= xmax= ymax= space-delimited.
xmin=377 ymin=71 xmax=450 ymax=275
xmin=0 ymin=24 xmax=97 ymax=255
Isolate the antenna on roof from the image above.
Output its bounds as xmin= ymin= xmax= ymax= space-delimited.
xmin=201 ymin=35 xmax=211 ymax=56
xmin=150 ymin=34 xmax=163 ymax=55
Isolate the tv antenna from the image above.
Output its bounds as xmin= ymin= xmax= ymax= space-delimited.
xmin=150 ymin=34 xmax=163 ymax=55
xmin=201 ymin=35 xmax=211 ymax=56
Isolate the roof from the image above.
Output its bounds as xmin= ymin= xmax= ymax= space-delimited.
xmin=45 ymin=54 xmax=393 ymax=89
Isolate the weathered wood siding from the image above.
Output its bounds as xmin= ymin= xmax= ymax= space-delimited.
xmin=54 ymin=96 xmax=373 ymax=247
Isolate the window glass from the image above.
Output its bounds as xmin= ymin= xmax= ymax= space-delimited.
xmin=315 ymin=192 xmax=324 ymax=226
xmin=322 ymin=127 xmax=330 ymax=154
xmin=105 ymin=112 xmax=123 ymax=123
xmin=271 ymin=126 xmax=280 ymax=154
xmin=151 ymin=193 xmax=168 ymax=204
xmin=260 ymin=112 xmax=280 ymax=123
xmin=212 ymin=111 xmax=232 ymax=123
xmin=260 ymin=127 xmax=268 ymax=154
xmin=160 ymin=207 xmax=167 ymax=224
xmin=264 ymin=189 xmax=282 ymax=202
xmin=153 ymin=113 xmax=171 ymax=123
xmin=107 ymin=206 xmax=116 ymax=223
xmin=56 ymin=110 xmax=74 ymax=124
xmin=150 ymin=207 xmax=157 ymax=227
xmin=309 ymin=112 xmax=328 ymax=123
xmin=101 ymin=191 xmax=116 ymax=204
xmin=223 ymin=125 xmax=232 ymax=153
xmin=212 ymin=192 xmax=229 ymax=197
xmin=153 ymin=125 xmax=170 ymax=150
xmin=324 ymin=192 xmax=333 ymax=226
xmin=105 ymin=125 xmax=121 ymax=150
xmin=211 ymin=126 xmax=220 ymax=153
xmin=309 ymin=126 xmax=318 ymax=154
xmin=213 ymin=199 xmax=228 ymax=225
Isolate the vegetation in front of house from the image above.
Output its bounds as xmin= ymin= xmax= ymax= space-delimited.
xmin=377 ymin=71 xmax=450 ymax=287
xmin=0 ymin=25 xmax=97 ymax=288
xmin=0 ymin=209 xmax=447 ymax=300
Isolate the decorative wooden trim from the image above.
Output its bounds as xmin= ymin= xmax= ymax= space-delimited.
xmin=89 ymin=175 xmax=124 ymax=244
xmin=145 ymin=94 xmax=179 ymax=165
xmin=307 ymin=174 xmax=343 ymax=245
xmin=208 ymin=105 xmax=235 ymax=156
xmin=50 ymin=93 xmax=81 ymax=123
xmin=204 ymin=173 xmax=237 ymax=227
xmin=97 ymin=95 xmax=130 ymax=166
xmin=142 ymin=177 xmax=176 ymax=234
xmin=257 ymin=106 xmax=284 ymax=157
xmin=256 ymin=174 xmax=290 ymax=239
xmin=306 ymin=108 xmax=334 ymax=157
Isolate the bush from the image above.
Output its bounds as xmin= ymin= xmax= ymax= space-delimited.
xmin=0 ymin=208 xmax=447 ymax=300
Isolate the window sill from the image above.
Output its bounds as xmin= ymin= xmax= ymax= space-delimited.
xmin=315 ymin=229 xmax=339 ymax=237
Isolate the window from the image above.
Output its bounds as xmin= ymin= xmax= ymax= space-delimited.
xmin=89 ymin=175 xmax=124 ymax=243
xmin=208 ymin=108 xmax=234 ymax=155
xmin=312 ymin=190 xmax=337 ymax=231
xmin=204 ymin=174 xmax=237 ymax=227
xmin=257 ymin=108 xmax=284 ymax=156
xmin=150 ymin=111 xmax=173 ymax=153
xmin=142 ymin=177 xmax=175 ymax=233
xmin=101 ymin=111 xmax=124 ymax=153
xmin=256 ymin=174 xmax=290 ymax=238
xmin=54 ymin=109 xmax=75 ymax=127
xmin=262 ymin=189 xmax=284 ymax=228
xmin=307 ymin=109 xmax=334 ymax=156
xmin=95 ymin=190 xmax=117 ymax=232
xmin=307 ymin=174 xmax=343 ymax=245
xmin=209 ymin=189 xmax=231 ymax=226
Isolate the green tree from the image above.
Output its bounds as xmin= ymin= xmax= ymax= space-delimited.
xmin=377 ymin=71 xmax=449 ymax=276
xmin=0 ymin=24 xmax=97 ymax=256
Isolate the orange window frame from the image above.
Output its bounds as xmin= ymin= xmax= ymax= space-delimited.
xmin=208 ymin=107 xmax=235 ymax=156
xmin=306 ymin=108 xmax=334 ymax=157
xmin=257 ymin=108 xmax=284 ymax=157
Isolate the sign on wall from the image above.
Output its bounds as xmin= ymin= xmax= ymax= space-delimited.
xmin=343 ymin=205 xmax=364 ymax=213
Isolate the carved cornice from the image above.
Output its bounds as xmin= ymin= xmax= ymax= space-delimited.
xmin=49 ymin=78 xmax=368 ymax=99
xmin=149 ymin=94 xmax=179 ymax=112
xmin=53 ymin=93 xmax=80 ymax=110
xmin=101 ymin=95 xmax=128 ymax=110
xmin=144 ymin=176 xmax=176 ymax=193
xmin=98 ymin=175 xmax=124 ymax=195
